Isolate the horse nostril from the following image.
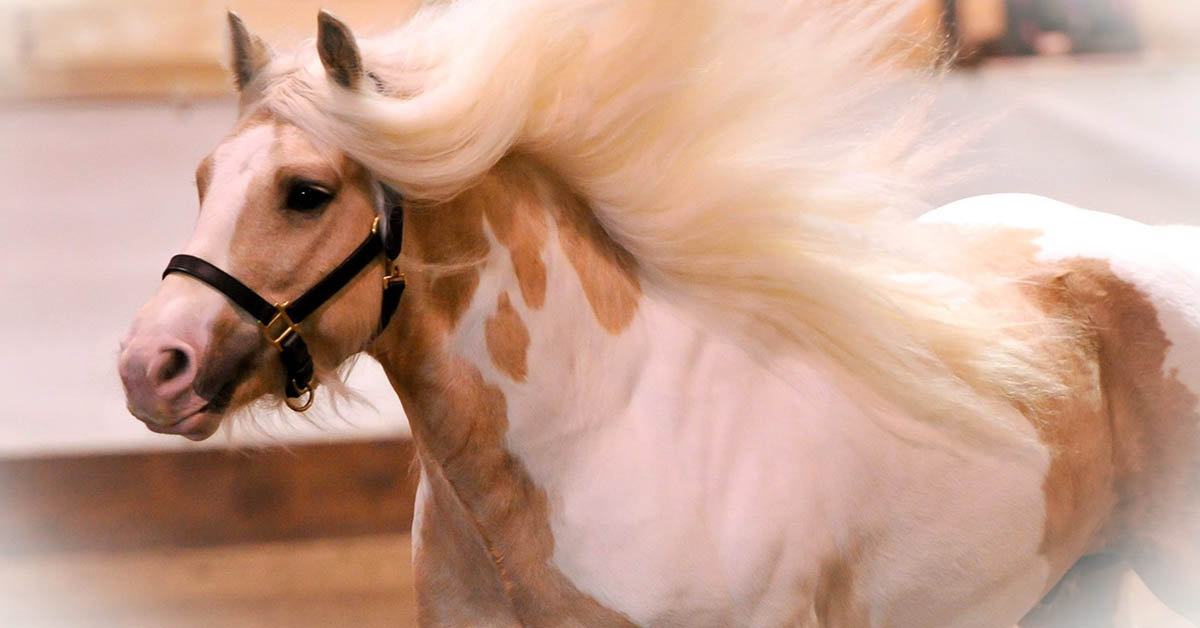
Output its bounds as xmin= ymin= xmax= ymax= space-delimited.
xmin=149 ymin=346 xmax=195 ymax=390
xmin=162 ymin=349 xmax=188 ymax=381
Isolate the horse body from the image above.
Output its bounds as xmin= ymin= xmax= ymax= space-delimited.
xmin=373 ymin=165 xmax=1096 ymax=626
xmin=116 ymin=2 xmax=1200 ymax=625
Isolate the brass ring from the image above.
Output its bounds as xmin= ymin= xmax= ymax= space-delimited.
xmin=285 ymin=384 xmax=315 ymax=412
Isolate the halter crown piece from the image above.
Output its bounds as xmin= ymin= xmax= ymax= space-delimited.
xmin=162 ymin=202 xmax=406 ymax=412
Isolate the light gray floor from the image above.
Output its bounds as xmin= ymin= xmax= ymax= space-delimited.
xmin=1 ymin=59 xmax=1196 ymax=455
xmin=929 ymin=59 xmax=1199 ymax=221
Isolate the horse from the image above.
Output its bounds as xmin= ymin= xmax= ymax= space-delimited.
xmin=117 ymin=1 xmax=1200 ymax=625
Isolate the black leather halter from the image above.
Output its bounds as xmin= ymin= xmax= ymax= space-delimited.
xmin=162 ymin=204 xmax=405 ymax=411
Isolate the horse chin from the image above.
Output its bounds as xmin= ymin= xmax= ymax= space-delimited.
xmin=143 ymin=405 xmax=224 ymax=441
xmin=140 ymin=376 xmax=239 ymax=441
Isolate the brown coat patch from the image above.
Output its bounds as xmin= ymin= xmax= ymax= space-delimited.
xmin=402 ymin=200 xmax=488 ymax=328
xmin=1022 ymin=257 xmax=1200 ymax=591
xmin=485 ymin=292 xmax=530 ymax=382
xmin=931 ymin=224 xmax=1121 ymax=579
xmin=1021 ymin=268 xmax=1118 ymax=574
xmin=813 ymin=542 xmax=872 ymax=627
xmin=400 ymin=155 xmax=638 ymax=335
xmin=482 ymin=163 xmax=549 ymax=309
xmin=1049 ymin=261 xmax=1200 ymax=557
xmin=550 ymin=185 xmax=641 ymax=334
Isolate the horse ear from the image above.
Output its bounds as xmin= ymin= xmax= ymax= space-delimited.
xmin=227 ymin=11 xmax=271 ymax=91
xmin=317 ymin=11 xmax=363 ymax=89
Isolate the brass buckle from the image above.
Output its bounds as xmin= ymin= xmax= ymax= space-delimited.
xmin=285 ymin=382 xmax=315 ymax=412
xmin=383 ymin=264 xmax=406 ymax=290
xmin=262 ymin=302 xmax=297 ymax=349
xmin=374 ymin=216 xmax=406 ymax=288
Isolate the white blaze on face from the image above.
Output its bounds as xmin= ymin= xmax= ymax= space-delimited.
xmin=126 ymin=121 xmax=280 ymax=350
xmin=186 ymin=121 xmax=279 ymax=266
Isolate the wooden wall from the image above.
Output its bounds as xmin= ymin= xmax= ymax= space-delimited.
xmin=2 ymin=0 xmax=952 ymax=102
xmin=0 ymin=439 xmax=418 ymax=555
xmin=1 ymin=0 xmax=419 ymax=100
xmin=0 ymin=439 xmax=421 ymax=626
xmin=3 ymin=0 xmax=1195 ymax=101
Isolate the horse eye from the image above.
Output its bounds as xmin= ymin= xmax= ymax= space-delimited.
xmin=284 ymin=182 xmax=334 ymax=212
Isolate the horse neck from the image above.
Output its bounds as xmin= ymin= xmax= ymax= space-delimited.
xmin=367 ymin=157 xmax=647 ymax=620
xmin=371 ymin=153 xmax=644 ymax=438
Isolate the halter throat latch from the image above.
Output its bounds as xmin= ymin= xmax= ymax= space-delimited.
xmin=263 ymin=302 xmax=299 ymax=349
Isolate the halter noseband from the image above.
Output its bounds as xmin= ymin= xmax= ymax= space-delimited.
xmin=162 ymin=203 xmax=406 ymax=412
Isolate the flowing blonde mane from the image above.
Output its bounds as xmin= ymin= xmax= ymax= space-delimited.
xmin=255 ymin=0 xmax=1068 ymax=443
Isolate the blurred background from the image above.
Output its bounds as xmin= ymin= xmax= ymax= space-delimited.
xmin=0 ymin=0 xmax=1196 ymax=625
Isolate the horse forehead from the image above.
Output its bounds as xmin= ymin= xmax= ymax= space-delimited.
xmin=204 ymin=121 xmax=279 ymax=198
xmin=185 ymin=122 xmax=279 ymax=264
xmin=272 ymin=121 xmax=341 ymax=163
xmin=208 ymin=115 xmax=335 ymax=179
xmin=201 ymin=118 xmax=341 ymax=218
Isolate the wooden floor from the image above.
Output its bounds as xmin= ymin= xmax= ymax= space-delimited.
xmin=1 ymin=438 xmax=1192 ymax=625
xmin=0 ymin=440 xmax=421 ymax=626
xmin=0 ymin=533 xmax=417 ymax=627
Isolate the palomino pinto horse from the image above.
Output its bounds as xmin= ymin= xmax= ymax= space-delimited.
xmin=119 ymin=3 xmax=1200 ymax=626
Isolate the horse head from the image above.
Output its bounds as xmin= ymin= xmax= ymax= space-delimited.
xmin=118 ymin=13 xmax=393 ymax=439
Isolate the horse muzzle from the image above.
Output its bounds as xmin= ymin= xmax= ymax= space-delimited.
xmin=118 ymin=333 xmax=206 ymax=427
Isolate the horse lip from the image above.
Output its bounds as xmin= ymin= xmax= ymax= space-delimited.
xmin=166 ymin=403 xmax=211 ymax=428
xmin=127 ymin=400 xmax=203 ymax=428
xmin=134 ymin=377 xmax=234 ymax=433
xmin=193 ymin=351 xmax=251 ymax=411
xmin=145 ymin=408 xmax=217 ymax=440
xmin=203 ymin=378 xmax=238 ymax=414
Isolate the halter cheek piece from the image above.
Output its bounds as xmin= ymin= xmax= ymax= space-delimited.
xmin=161 ymin=203 xmax=406 ymax=412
